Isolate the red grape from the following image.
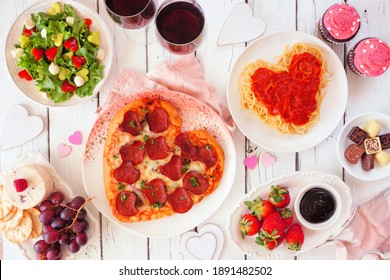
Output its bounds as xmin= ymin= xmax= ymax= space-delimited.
xmin=39 ymin=209 xmax=55 ymax=224
xmin=46 ymin=247 xmax=61 ymax=260
xmin=75 ymin=232 xmax=88 ymax=246
xmin=70 ymin=196 xmax=86 ymax=209
xmin=68 ymin=239 xmax=81 ymax=253
xmin=49 ymin=191 xmax=64 ymax=205
xmin=43 ymin=229 xmax=61 ymax=244
xmin=34 ymin=240 xmax=49 ymax=253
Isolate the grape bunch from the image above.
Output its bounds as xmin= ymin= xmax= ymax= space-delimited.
xmin=33 ymin=191 xmax=91 ymax=260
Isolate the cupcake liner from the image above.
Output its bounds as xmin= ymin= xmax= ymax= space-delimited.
xmin=347 ymin=47 xmax=364 ymax=76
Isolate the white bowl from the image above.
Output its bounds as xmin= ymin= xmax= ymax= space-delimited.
xmin=337 ymin=112 xmax=390 ymax=181
xmin=5 ymin=0 xmax=113 ymax=107
xmin=294 ymin=182 xmax=342 ymax=231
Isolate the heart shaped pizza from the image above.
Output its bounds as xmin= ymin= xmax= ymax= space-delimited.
xmin=239 ymin=42 xmax=330 ymax=134
xmin=103 ymin=96 xmax=224 ymax=223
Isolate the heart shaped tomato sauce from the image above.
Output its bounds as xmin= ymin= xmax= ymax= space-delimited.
xmin=250 ymin=52 xmax=322 ymax=126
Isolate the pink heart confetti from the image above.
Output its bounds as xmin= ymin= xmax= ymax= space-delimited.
xmin=261 ymin=152 xmax=276 ymax=167
xmin=243 ymin=155 xmax=258 ymax=169
xmin=68 ymin=131 xmax=82 ymax=145
xmin=57 ymin=143 xmax=72 ymax=158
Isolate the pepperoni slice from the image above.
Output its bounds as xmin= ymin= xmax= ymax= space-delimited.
xmin=146 ymin=107 xmax=168 ymax=133
xmin=167 ymin=187 xmax=194 ymax=214
xmin=183 ymin=171 xmax=209 ymax=195
xmin=113 ymin=161 xmax=140 ymax=184
xmin=174 ymin=132 xmax=197 ymax=159
xmin=159 ymin=155 xmax=183 ymax=181
xmin=192 ymin=145 xmax=217 ymax=168
xmin=115 ymin=191 xmax=141 ymax=217
xmin=145 ymin=136 xmax=170 ymax=160
xmin=119 ymin=141 xmax=145 ymax=165
xmin=119 ymin=110 xmax=143 ymax=136
xmin=141 ymin=178 xmax=168 ymax=208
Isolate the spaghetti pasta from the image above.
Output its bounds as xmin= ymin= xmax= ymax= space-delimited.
xmin=239 ymin=43 xmax=330 ymax=134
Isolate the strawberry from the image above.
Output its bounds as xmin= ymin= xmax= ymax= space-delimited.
xmin=13 ymin=178 xmax=28 ymax=192
xmin=64 ymin=37 xmax=79 ymax=51
xmin=285 ymin=223 xmax=305 ymax=251
xmin=278 ymin=208 xmax=294 ymax=229
xmin=31 ymin=47 xmax=44 ymax=61
xmin=255 ymin=212 xmax=285 ymax=250
xmin=18 ymin=69 xmax=33 ymax=81
xmin=240 ymin=214 xmax=261 ymax=239
xmin=61 ymin=80 xmax=77 ymax=93
xmin=71 ymin=55 xmax=86 ymax=68
xmin=45 ymin=46 xmax=58 ymax=61
xmin=84 ymin=18 xmax=92 ymax=30
xmin=23 ymin=27 xmax=36 ymax=36
xmin=269 ymin=185 xmax=290 ymax=208
xmin=244 ymin=196 xmax=275 ymax=220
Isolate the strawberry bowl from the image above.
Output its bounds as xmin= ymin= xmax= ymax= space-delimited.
xmin=226 ymin=171 xmax=353 ymax=259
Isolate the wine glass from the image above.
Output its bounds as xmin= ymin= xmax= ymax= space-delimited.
xmin=155 ymin=0 xmax=206 ymax=55
xmin=104 ymin=0 xmax=157 ymax=44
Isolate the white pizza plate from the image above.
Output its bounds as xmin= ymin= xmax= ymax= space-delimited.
xmin=226 ymin=171 xmax=353 ymax=259
xmin=0 ymin=151 xmax=99 ymax=259
xmin=5 ymin=0 xmax=113 ymax=107
xmin=227 ymin=31 xmax=348 ymax=153
xmin=82 ymin=89 xmax=236 ymax=238
xmin=337 ymin=111 xmax=390 ymax=181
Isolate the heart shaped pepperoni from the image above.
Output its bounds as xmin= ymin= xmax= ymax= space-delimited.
xmin=115 ymin=191 xmax=141 ymax=217
xmin=183 ymin=171 xmax=209 ymax=195
xmin=159 ymin=155 xmax=183 ymax=181
xmin=168 ymin=187 xmax=194 ymax=214
xmin=120 ymin=141 xmax=145 ymax=165
xmin=113 ymin=161 xmax=141 ymax=184
xmin=174 ymin=132 xmax=197 ymax=159
xmin=119 ymin=110 xmax=142 ymax=136
xmin=141 ymin=178 xmax=168 ymax=208
xmin=145 ymin=136 xmax=170 ymax=160
xmin=146 ymin=107 xmax=168 ymax=133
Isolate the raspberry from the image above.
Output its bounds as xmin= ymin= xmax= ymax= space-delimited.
xmin=13 ymin=178 xmax=28 ymax=192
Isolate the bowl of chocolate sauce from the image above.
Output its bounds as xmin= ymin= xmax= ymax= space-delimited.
xmin=294 ymin=183 xmax=342 ymax=230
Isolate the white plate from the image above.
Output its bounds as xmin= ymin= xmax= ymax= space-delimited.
xmin=337 ymin=112 xmax=390 ymax=181
xmin=227 ymin=31 xmax=348 ymax=153
xmin=82 ymin=89 xmax=236 ymax=238
xmin=5 ymin=0 xmax=113 ymax=107
xmin=226 ymin=171 xmax=353 ymax=259
xmin=0 ymin=151 xmax=99 ymax=260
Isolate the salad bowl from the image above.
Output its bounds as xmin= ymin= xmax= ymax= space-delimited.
xmin=5 ymin=0 xmax=113 ymax=107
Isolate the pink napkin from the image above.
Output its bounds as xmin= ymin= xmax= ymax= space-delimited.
xmin=99 ymin=54 xmax=234 ymax=131
xmin=328 ymin=188 xmax=390 ymax=260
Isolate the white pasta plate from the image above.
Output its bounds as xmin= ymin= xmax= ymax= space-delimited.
xmin=227 ymin=31 xmax=348 ymax=153
xmin=226 ymin=171 xmax=353 ymax=259
xmin=82 ymin=89 xmax=236 ymax=238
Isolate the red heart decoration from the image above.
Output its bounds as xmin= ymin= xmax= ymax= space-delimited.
xmin=250 ymin=52 xmax=322 ymax=125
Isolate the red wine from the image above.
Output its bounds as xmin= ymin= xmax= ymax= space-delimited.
xmin=105 ymin=0 xmax=156 ymax=29
xmin=156 ymin=1 xmax=205 ymax=54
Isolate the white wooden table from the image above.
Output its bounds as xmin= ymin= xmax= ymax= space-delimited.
xmin=1 ymin=0 xmax=389 ymax=260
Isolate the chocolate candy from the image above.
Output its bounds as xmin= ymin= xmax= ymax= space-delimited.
xmin=363 ymin=119 xmax=382 ymax=137
xmin=361 ymin=153 xmax=374 ymax=171
xmin=347 ymin=126 xmax=368 ymax=145
xmin=379 ymin=133 xmax=390 ymax=149
xmin=344 ymin=144 xmax=365 ymax=164
xmin=374 ymin=150 xmax=390 ymax=166
xmin=364 ymin=137 xmax=382 ymax=154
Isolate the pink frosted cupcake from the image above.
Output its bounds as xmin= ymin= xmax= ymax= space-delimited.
xmin=319 ymin=3 xmax=360 ymax=44
xmin=348 ymin=38 xmax=390 ymax=77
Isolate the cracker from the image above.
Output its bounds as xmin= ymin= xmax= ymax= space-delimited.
xmin=26 ymin=207 xmax=42 ymax=239
xmin=0 ymin=205 xmax=18 ymax=223
xmin=3 ymin=210 xmax=33 ymax=243
xmin=0 ymin=186 xmax=14 ymax=220
xmin=1 ymin=207 xmax=23 ymax=231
